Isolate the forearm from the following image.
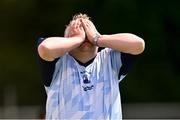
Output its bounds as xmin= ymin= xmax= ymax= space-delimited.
xmin=38 ymin=37 xmax=84 ymax=61
xmin=98 ymin=33 xmax=145 ymax=55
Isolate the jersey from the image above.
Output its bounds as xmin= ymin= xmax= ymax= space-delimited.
xmin=37 ymin=38 xmax=137 ymax=120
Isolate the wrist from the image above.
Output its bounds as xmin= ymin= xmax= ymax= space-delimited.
xmin=92 ymin=33 xmax=101 ymax=46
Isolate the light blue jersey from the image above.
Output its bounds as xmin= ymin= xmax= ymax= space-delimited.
xmin=45 ymin=48 xmax=126 ymax=120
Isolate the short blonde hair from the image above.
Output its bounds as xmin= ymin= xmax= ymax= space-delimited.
xmin=64 ymin=13 xmax=90 ymax=37
xmin=72 ymin=13 xmax=90 ymax=20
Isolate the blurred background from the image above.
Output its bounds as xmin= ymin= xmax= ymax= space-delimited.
xmin=0 ymin=0 xmax=180 ymax=119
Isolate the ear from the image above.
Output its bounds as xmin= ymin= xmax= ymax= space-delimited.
xmin=64 ymin=26 xmax=70 ymax=37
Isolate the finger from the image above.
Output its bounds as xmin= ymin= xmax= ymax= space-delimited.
xmin=74 ymin=19 xmax=77 ymax=28
xmin=82 ymin=19 xmax=89 ymax=30
xmin=80 ymin=19 xmax=85 ymax=28
xmin=70 ymin=21 xmax=75 ymax=30
xmin=87 ymin=20 xmax=98 ymax=33
xmin=75 ymin=20 xmax=81 ymax=32
xmin=87 ymin=20 xmax=96 ymax=29
xmin=81 ymin=19 xmax=85 ymax=26
xmin=76 ymin=20 xmax=81 ymax=29
xmin=75 ymin=19 xmax=80 ymax=29
xmin=70 ymin=20 xmax=74 ymax=26
xmin=79 ymin=25 xmax=84 ymax=31
xmin=85 ymin=19 xmax=91 ymax=27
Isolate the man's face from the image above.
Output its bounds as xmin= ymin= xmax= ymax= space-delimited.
xmin=66 ymin=18 xmax=97 ymax=52
xmin=78 ymin=38 xmax=96 ymax=52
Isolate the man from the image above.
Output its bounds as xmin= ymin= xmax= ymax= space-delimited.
xmin=37 ymin=13 xmax=145 ymax=119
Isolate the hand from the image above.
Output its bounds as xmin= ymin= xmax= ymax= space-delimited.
xmin=66 ymin=19 xmax=86 ymax=41
xmin=81 ymin=19 xmax=100 ymax=44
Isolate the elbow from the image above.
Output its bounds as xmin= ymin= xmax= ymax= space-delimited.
xmin=38 ymin=43 xmax=55 ymax=61
xmin=131 ymin=38 xmax=145 ymax=55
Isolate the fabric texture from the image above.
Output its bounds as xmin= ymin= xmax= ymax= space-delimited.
xmin=45 ymin=48 xmax=124 ymax=120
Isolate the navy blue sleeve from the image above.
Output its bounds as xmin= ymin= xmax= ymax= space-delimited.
xmin=118 ymin=53 xmax=138 ymax=79
xmin=37 ymin=38 xmax=59 ymax=87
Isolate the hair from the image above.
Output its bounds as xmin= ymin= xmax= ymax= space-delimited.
xmin=64 ymin=13 xmax=90 ymax=37
xmin=72 ymin=13 xmax=90 ymax=20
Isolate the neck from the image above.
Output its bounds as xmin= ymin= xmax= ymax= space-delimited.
xmin=69 ymin=47 xmax=98 ymax=63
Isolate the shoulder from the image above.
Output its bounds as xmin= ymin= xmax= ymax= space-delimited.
xmin=98 ymin=48 xmax=122 ymax=59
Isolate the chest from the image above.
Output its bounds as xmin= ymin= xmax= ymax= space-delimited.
xmin=58 ymin=61 xmax=118 ymax=94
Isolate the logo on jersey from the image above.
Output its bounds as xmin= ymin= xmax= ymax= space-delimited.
xmin=82 ymin=85 xmax=94 ymax=91
xmin=82 ymin=73 xmax=94 ymax=91
xmin=83 ymin=74 xmax=91 ymax=84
